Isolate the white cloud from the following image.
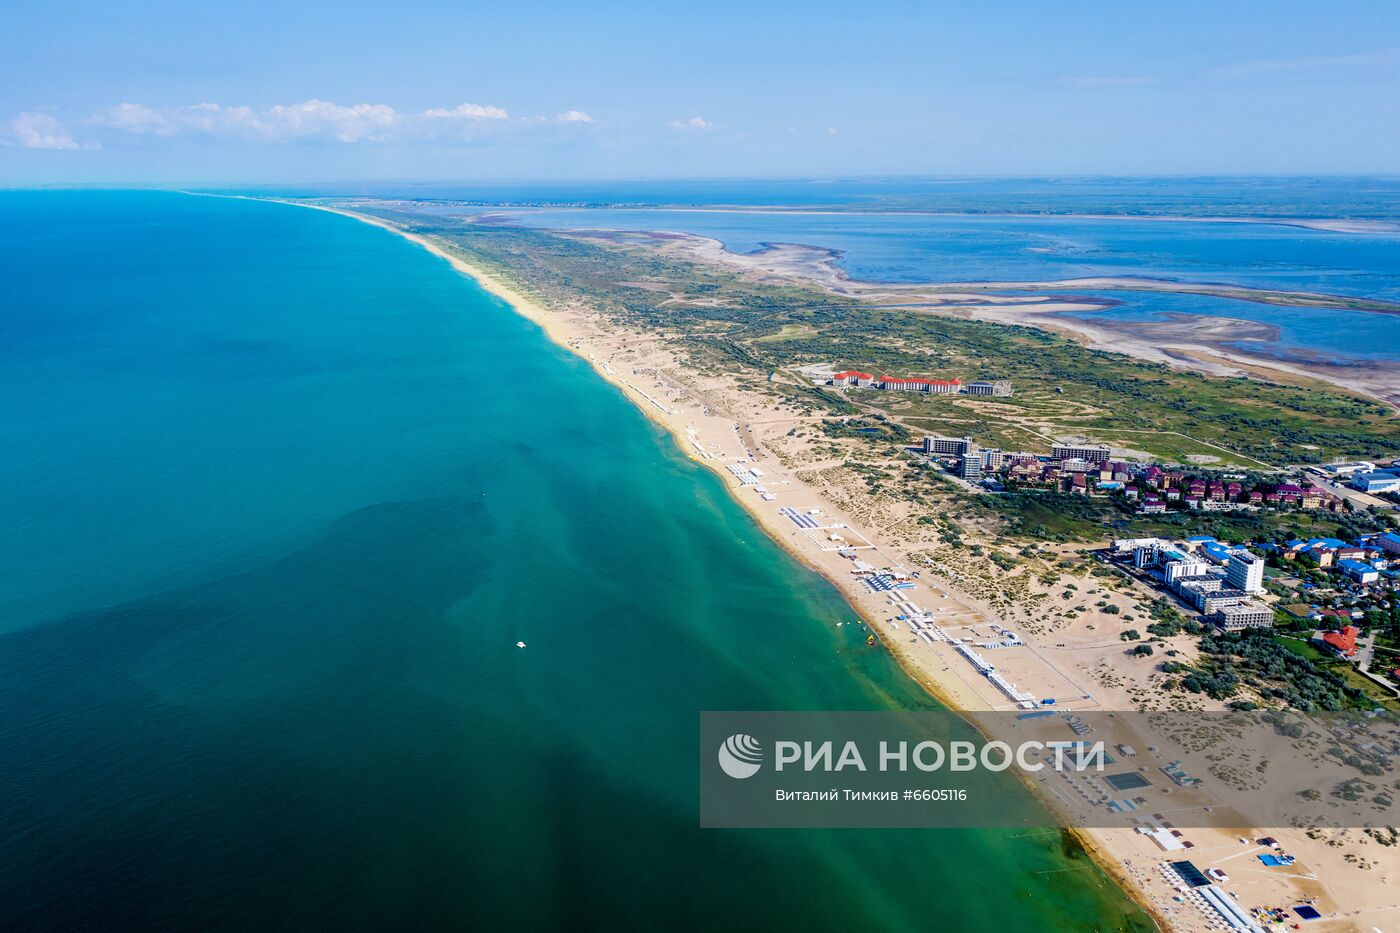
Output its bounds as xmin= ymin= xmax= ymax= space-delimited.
xmin=669 ymin=116 xmax=714 ymax=130
xmin=11 ymin=112 xmax=80 ymax=149
xmin=84 ymin=99 xmax=513 ymax=144
xmin=92 ymin=99 xmax=400 ymax=141
xmin=90 ymin=102 xmax=171 ymax=134
xmin=422 ymin=102 xmax=509 ymax=121
xmin=556 ymin=110 xmax=594 ymax=124
xmin=260 ymin=100 xmax=399 ymax=141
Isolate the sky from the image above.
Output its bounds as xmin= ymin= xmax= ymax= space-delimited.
xmin=3 ymin=0 xmax=1399 ymax=184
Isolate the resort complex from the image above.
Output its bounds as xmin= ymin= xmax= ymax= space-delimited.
xmin=830 ymin=371 xmax=1012 ymax=396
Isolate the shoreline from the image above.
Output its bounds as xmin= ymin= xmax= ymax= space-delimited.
xmin=619 ymin=226 xmax=1400 ymax=316
xmin=269 ymin=197 xmax=1400 ymax=929
xmin=458 ymin=210 xmax=1400 ymax=316
xmin=947 ymin=302 xmax=1400 ymax=408
xmin=620 ymin=228 xmax=1400 ymax=408
xmin=269 ymin=200 xmax=983 ymax=700
xmin=264 ymin=197 xmax=1166 ymax=927
xmin=466 ymin=202 xmax=1400 ymax=235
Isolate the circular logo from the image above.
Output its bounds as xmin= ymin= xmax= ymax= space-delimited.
xmin=718 ymin=733 xmax=763 ymax=779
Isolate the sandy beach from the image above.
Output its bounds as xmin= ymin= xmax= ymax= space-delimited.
xmin=269 ymin=199 xmax=1400 ymax=932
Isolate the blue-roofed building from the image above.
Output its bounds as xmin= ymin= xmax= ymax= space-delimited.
xmin=1377 ymin=532 xmax=1400 ymax=556
xmin=1200 ymin=541 xmax=1233 ymax=564
xmin=1351 ymin=470 xmax=1400 ymax=494
xmin=1338 ymin=559 xmax=1380 ymax=584
xmin=1186 ymin=535 xmax=1216 ymax=544
xmin=1291 ymin=537 xmax=1351 ymax=565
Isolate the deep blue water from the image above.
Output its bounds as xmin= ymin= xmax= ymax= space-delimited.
xmin=0 ymin=191 xmax=1144 ymax=931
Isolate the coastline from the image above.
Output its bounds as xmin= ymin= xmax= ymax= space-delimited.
xmin=478 ymin=203 xmax=1400 ymax=235
xmin=275 ymin=201 xmax=979 ymax=696
xmin=265 ymin=198 xmax=1169 ymax=927
xmin=947 ymin=302 xmax=1400 ymax=408
xmin=621 ymin=228 xmax=1400 ymax=408
xmin=270 ymin=197 xmax=1400 ymax=929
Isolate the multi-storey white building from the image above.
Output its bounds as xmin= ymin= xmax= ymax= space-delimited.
xmin=1225 ymin=552 xmax=1265 ymax=595
xmin=1213 ymin=601 xmax=1274 ymax=631
xmin=1164 ymin=558 xmax=1213 ymax=584
xmin=1051 ymin=443 xmax=1112 ymax=464
xmin=923 ymin=435 xmax=972 ymax=456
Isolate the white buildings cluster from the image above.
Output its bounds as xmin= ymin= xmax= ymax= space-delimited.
xmin=1113 ymin=537 xmax=1273 ymax=631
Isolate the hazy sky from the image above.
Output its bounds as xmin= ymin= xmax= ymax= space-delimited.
xmin=3 ymin=0 xmax=1399 ymax=183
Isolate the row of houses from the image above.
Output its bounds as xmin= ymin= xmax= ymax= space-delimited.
xmin=919 ymin=431 xmax=1342 ymax=513
xmin=1006 ymin=457 xmax=1344 ymax=514
xmin=1270 ymin=533 xmax=1400 ymax=585
xmin=830 ymin=371 xmax=1012 ymax=396
xmin=1130 ymin=468 xmax=1343 ymax=514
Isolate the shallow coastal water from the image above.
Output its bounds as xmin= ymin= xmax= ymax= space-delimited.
xmin=500 ymin=206 xmax=1400 ymax=365
xmin=1060 ymin=290 xmax=1400 ymax=364
xmin=0 ymin=192 xmax=1145 ymax=931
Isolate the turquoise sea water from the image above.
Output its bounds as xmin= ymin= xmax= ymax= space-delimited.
xmin=0 ymin=192 xmax=1144 ymax=930
xmin=495 ymin=206 xmax=1400 ymax=365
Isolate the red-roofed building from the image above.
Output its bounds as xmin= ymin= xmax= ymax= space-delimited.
xmin=831 ymin=370 xmax=875 ymax=387
xmin=1317 ymin=625 xmax=1360 ymax=659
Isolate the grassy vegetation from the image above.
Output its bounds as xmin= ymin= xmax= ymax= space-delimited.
xmin=352 ymin=208 xmax=1400 ymax=469
xmin=1172 ymin=628 xmax=1377 ymax=711
xmin=966 ymin=488 xmax=1389 ymax=545
xmin=1275 ymin=635 xmax=1329 ymax=662
xmin=973 ymin=492 xmax=1126 ymax=541
xmin=1331 ymin=663 xmax=1400 ymax=711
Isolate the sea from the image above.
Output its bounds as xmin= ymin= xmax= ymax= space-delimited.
xmin=0 ymin=191 xmax=1146 ymax=930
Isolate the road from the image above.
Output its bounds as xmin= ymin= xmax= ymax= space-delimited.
xmin=1357 ymin=628 xmax=1378 ymax=673
xmin=1300 ymin=469 xmax=1398 ymax=511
